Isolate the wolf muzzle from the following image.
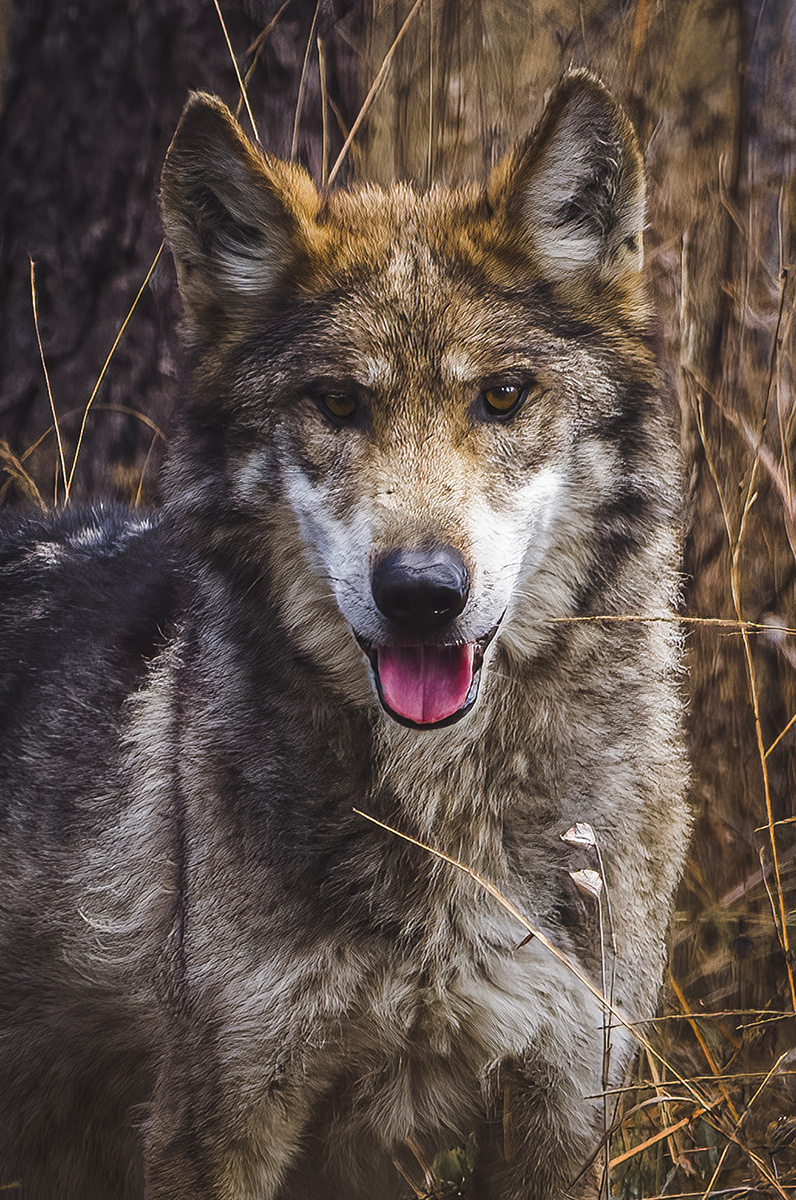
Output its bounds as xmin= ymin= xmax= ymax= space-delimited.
xmin=364 ymin=545 xmax=494 ymax=729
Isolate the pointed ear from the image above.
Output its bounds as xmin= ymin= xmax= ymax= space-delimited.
xmin=160 ymin=93 xmax=320 ymax=327
xmin=490 ymin=72 xmax=645 ymax=284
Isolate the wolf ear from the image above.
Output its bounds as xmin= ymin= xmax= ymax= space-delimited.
xmin=161 ymin=93 xmax=320 ymax=324
xmin=491 ymin=72 xmax=644 ymax=283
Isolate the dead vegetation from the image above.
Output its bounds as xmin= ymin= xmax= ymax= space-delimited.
xmin=0 ymin=1 xmax=794 ymax=1197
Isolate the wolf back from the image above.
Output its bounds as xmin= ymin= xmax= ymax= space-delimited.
xmin=0 ymin=73 xmax=690 ymax=1199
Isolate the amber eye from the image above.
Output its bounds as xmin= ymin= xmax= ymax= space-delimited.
xmin=320 ymin=393 xmax=358 ymax=422
xmin=481 ymin=384 xmax=526 ymax=418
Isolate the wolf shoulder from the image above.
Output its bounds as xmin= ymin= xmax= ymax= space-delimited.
xmin=0 ymin=504 xmax=178 ymax=833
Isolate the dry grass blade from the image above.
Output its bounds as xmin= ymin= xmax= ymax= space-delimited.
xmin=719 ymin=259 xmax=796 ymax=1016
xmin=548 ymin=613 xmax=796 ymax=636
xmin=354 ymin=812 xmax=795 ymax=1194
xmin=609 ymin=1111 xmax=701 ymax=1170
xmin=716 ymin=842 xmax=796 ymax=908
xmin=426 ymin=0 xmax=434 ymax=188
xmin=765 ymin=709 xmax=796 ymax=758
xmin=29 ymin=259 xmax=67 ymax=505
xmin=96 ymin=404 xmax=166 ymax=441
xmin=640 ymin=1011 xmax=793 ymax=1023
xmin=66 ymin=243 xmax=164 ymax=499
xmin=753 ymin=263 xmax=789 ymax=457
xmin=669 ymin=976 xmax=740 ymax=1123
xmin=211 ymin=0 xmax=260 ymax=142
xmin=0 ymin=439 xmax=46 ymax=511
xmin=692 ymin=386 xmax=796 ymax=1015
xmin=597 ymin=1068 xmax=796 ymax=1094
xmin=291 ymin=2 xmax=320 ymax=159
xmin=731 ymin=625 xmax=794 ymax=1012
xmin=328 ymin=95 xmax=350 ymax=142
xmin=134 ymin=432 xmax=160 ymax=507
xmin=0 ymin=431 xmax=52 ymax=506
xmin=690 ymin=369 xmax=795 ymax=528
xmin=391 ymin=1155 xmax=423 ymax=1198
xmin=626 ymin=0 xmax=649 ymax=85
xmin=644 ymin=1049 xmax=684 ymax=1171
xmin=0 ymin=403 xmax=166 ymax=510
xmin=317 ymin=35 xmax=329 ymax=188
xmin=697 ymin=1051 xmax=791 ymax=1200
xmin=326 ymin=0 xmax=428 ymax=188
xmin=635 ymin=1193 xmax=758 ymax=1199
xmin=734 ymin=582 xmax=795 ymax=1013
xmin=240 ymin=0 xmax=293 ymax=105
xmin=587 ymin=830 xmax=618 ymax=1200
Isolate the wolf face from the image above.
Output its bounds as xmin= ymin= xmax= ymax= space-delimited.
xmin=161 ymin=73 xmax=659 ymax=733
xmin=264 ymin=254 xmax=647 ymax=733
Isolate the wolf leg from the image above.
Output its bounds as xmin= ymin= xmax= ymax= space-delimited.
xmin=475 ymin=1058 xmax=604 ymax=1200
xmin=144 ymin=1066 xmax=318 ymax=1200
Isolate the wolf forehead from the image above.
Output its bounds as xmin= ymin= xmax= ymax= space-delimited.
xmin=162 ymin=129 xmax=504 ymax=292
xmin=165 ymin=164 xmax=555 ymax=359
xmin=160 ymin=73 xmax=648 ymax=361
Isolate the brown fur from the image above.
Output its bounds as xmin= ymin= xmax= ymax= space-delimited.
xmin=0 ymin=73 xmax=689 ymax=1200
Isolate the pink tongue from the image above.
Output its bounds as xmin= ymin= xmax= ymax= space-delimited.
xmin=377 ymin=644 xmax=475 ymax=724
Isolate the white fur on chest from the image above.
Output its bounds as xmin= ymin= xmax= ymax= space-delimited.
xmin=350 ymin=906 xmax=616 ymax=1152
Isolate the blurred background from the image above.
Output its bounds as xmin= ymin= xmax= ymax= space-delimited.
xmin=1 ymin=1 xmax=795 ymax=1194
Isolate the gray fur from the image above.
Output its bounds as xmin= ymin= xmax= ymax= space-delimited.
xmin=0 ymin=75 xmax=690 ymax=1199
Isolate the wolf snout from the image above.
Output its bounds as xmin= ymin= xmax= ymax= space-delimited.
xmin=371 ymin=546 xmax=469 ymax=634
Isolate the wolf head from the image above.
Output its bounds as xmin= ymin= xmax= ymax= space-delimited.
xmin=161 ymin=74 xmax=668 ymax=731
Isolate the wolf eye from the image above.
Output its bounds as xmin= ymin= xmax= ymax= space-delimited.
xmin=481 ymin=384 xmax=526 ymax=419
xmin=319 ymin=393 xmax=358 ymax=422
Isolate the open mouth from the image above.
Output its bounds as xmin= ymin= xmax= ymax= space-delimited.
xmin=356 ymin=626 xmax=500 ymax=729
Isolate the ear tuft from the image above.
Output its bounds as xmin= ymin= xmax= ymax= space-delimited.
xmin=491 ymin=71 xmax=645 ymax=283
xmin=161 ymin=93 xmax=319 ymax=325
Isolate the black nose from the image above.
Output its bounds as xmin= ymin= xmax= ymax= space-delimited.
xmin=371 ymin=546 xmax=470 ymax=633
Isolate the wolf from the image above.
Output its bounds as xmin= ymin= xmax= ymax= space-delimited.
xmin=0 ymin=71 xmax=689 ymax=1199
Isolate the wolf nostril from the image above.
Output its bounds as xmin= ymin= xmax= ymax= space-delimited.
xmin=371 ymin=547 xmax=469 ymax=633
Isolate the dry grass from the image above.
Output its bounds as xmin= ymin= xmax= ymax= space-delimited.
xmin=1 ymin=1 xmax=794 ymax=1197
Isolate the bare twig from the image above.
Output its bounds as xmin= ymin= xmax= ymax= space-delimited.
xmin=317 ymin=36 xmax=329 ymax=188
xmin=240 ymin=0 xmax=293 ymax=106
xmin=326 ymin=0 xmax=428 ymax=188
xmin=291 ymin=2 xmax=320 ymax=159
xmin=29 ymin=259 xmax=68 ymax=505
xmin=66 ymin=244 xmax=164 ymax=498
xmin=211 ymin=0 xmax=260 ymax=142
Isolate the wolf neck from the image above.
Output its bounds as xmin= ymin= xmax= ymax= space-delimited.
xmin=352 ymin=658 xmax=526 ymax=882
xmin=182 ymin=539 xmax=528 ymax=884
